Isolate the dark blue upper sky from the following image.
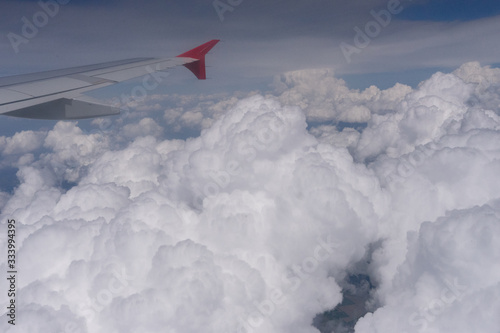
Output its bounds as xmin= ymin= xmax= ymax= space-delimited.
xmin=400 ymin=0 xmax=500 ymax=21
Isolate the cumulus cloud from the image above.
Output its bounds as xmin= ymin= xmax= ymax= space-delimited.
xmin=0 ymin=131 xmax=45 ymax=156
xmin=1 ymin=62 xmax=500 ymax=333
xmin=272 ymin=68 xmax=412 ymax=123
xmin=356 ymin=204 xmax=500 ymax=333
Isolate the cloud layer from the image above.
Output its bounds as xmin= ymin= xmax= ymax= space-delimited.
xmin=1 ymin=62 xmax=500 ymax=332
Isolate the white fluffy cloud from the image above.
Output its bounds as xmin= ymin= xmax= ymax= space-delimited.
xmin=1 ymin=62 xmax=500 ymax=333
xmin=273 ymin=68 xmax=412 ymax=123
xmin=356 ymin=204 xmax=500 ymax=333
xmin=0 ymin=131 xmax=45 ymax=156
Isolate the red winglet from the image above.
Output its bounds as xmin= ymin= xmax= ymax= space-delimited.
xmin=176 ymin=39 xmax=220 ymax=80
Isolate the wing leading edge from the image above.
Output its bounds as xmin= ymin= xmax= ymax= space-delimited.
xmin=0 ymin=39 xmax=220 ymax=120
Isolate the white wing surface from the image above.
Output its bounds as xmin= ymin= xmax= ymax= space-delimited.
xmin=0 ymin=39 xmax=219 ymax=120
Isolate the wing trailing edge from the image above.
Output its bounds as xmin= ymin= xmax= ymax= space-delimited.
xmin=4 ymin=97 xmax=120 ymax=120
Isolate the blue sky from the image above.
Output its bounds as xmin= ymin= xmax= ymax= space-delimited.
xmin=0 ymin=0 xmax=499 ymax=134
xmin=1 ymin=0 xmax=498 ymax=85
xmin=400 ymin=0 xmax=500 ymax=21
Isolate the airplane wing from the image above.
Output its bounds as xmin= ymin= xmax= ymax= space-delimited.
xmin=0 ymin=39 xmax=220 ymax=120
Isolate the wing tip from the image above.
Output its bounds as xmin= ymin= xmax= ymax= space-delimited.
xmin=176 ymin=39 xmax=220 ymax=60
xmin=176 ymin=39 xmax=220 ymax=80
